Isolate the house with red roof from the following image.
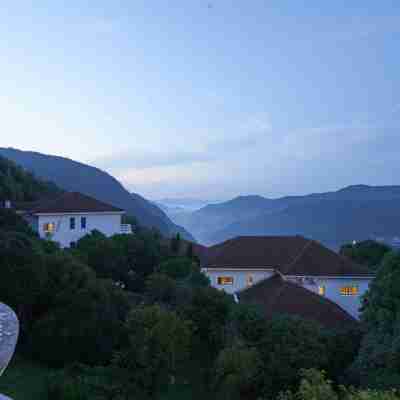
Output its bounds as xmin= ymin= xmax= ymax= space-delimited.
xmin=202 ymin=236 xmax=374 ymax=324
xmin=19 ymin=192 xmax=132 ymax=248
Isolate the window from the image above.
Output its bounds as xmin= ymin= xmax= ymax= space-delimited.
xmin=81 ymin=217 xmax=87 ymax=229
xmin=340 ymin=286 xmax=358 ymax=296
xmin=246 ymin=274 xmax=254 ymax=287
xmin=318 ymin=286 xmax=326 ymax=296
xmin=217 ymin=276 xmax=234 ymax=285
xmin=70 ymin=217 xmax=76 ymax=230
xmin=43 ymin=223 xmax=55 ymax=233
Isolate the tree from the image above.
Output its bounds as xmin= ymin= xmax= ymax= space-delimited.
xmin=277 ymin=369 xmax=400 ymax=400
xmin=259 ymin=316 xmax=330 ymax=397
xmin=158 ymin=257 xmax=194 ymax=280
xmin=30 ymin=276 xmax=130 ymax=367
xmin=74 ymin=229 xmax=162 ymax=292
xmin=214 ymin=345 xmax=262 ymax=400
xmin=350 ymin=251 xmax=400 ymax=388
xmin=0 ymin=208 xmax=37 ymax=237
xmin=340 ymin=240 xmax=391 ymax=271
xmin=183 ymin=287 xmax=234 ymax=361
xmin=0 ymin=231 xmax=47 ymax=332
xmin=170 ymin=233 xmax=182 ymax=254
xmin=114 ymin=305 xmax=192 ymax=398
xmin=228 ymin=303 xmax=267 ymax=345
xmin=0 ymin=155 xmax=61 ymax=202
xmin=145 ymin=273 xmax=179 ymax=305
xmin=277 ymin=369 xmax=338 ymax=400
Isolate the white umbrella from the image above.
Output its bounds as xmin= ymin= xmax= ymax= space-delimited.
xmin=0 ymin=302 xmax=19 ymax=400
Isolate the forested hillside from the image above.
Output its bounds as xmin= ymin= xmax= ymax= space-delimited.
xmin=0 ymin=155 xmax=61 ymax=202
xmin=0 ymin=148 xmax=194 ymax=241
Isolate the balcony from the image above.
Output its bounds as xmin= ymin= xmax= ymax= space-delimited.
xmin=120 ymin=224 xmax=133 ymax=234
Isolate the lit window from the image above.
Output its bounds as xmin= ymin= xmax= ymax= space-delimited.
xmin=246 ymin=274 xmax=254 ymax=287
xmin=217 ymin=276 xmax=234 ymax=285
xmin=70 ymin=217 xmax=76 ymax=230
xmin=43 ymin=223 xmax=55 ymax=233
xmin=340 ymin=286 xmax=358 ymax=296
xmin=81 ymin=217 xmax=87 ymax=229
xmin=318 ymin=286 xmax=326 ymax=296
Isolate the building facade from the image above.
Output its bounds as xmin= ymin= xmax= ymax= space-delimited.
xmin=202 ymin=236 xmax=374 ymax=320
xmin=20 ymin=192 xmax=131 ymax=248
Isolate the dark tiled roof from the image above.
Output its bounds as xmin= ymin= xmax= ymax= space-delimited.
xmin=204 ymin=236 xmax=309 ymax=268
xmin=238 ymin=274 xmax=358 ymax=330
xmin=204 ymin=236 xmax=373 ymax=277
xmin=281 ymin=240 xmax=373 ymax=277
xmin=29 ymin=192 xmax=124 ymax=214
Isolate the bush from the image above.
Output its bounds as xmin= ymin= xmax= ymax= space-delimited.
xmin=214 ymin=345 xmax=262 ymax=400
xmin=114 ymin=305 xmax=192 ymax=398
xmin=259 ymin=316 xmax=330 ymax=397
xmin=276 ymin=369 xmax=400 ymax=400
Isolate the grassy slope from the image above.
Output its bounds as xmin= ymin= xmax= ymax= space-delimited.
xmin=0 ymin=357 xmax=51 ymax=400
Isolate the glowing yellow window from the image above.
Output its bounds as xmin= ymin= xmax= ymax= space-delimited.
xmin=217 ymin=276 xmax=234 ymax=285
xmin=43 ymin=223 xmax=55 ymax=233
xmin=318 ymin=286 xmax=326 ymax=296
xmin=340 ymin=286 xmax=358 ymax=296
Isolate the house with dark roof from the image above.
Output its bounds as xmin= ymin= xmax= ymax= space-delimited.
xmin=202 ymin=236 xmax=374 ymax=321
xmin=19 ymin=192 xmax=131 ymax=248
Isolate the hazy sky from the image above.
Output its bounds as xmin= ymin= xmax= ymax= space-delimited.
xmin=1 ymin=1 xmax=399 ymax=200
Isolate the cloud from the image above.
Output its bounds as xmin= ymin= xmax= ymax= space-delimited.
xmin=93 ymin=148 xmax=214 ymax=171
xmin=93 ymin=113 xmax=273 ymax=171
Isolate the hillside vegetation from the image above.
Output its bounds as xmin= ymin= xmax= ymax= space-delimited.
xmin=0 ymin=147 xmax=193 ymax=240
xmin=0 ymin=155 xmax=61 ymax=202
xmin=1 ymin=173 xmax=400 ymax=399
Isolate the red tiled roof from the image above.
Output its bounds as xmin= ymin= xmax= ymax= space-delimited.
xmin=204 ymin=236 xmax=373 ymax=277
xmin=238 ymin=274 xmax=358 ymax=330
xmin=29 ymin=192 xmax=124 ymax=214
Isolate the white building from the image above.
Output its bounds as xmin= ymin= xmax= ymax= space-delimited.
xmin=202 ymin=236 xmax=374 ymax=321
xmin=22 ymin=192 xmax=132 ymax=248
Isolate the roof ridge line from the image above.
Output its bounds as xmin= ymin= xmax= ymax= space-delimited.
xmin=283 ymin=278 xmax=357 ymax=322
xmin=283 ymin=238 xmax=314 ymax=274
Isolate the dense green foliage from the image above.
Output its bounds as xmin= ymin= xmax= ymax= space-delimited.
xmin=0 ymin=207 xmax=391 ymax=400
xmin=1 ymin=168 xmax=400 ymax=399
xmin=0 ymin=155 xmax=60 ymax=202
xmin=350 ymin=251 xmax=400 ymax=388
xmin=340 ymin=240 xmax=392 ymax=270
xmin=113 ymin=305 xmax=192 ymax=398
xmin=277 ymin=369 xmax=400 ymax=400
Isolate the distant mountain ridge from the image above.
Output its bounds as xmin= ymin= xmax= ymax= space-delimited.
xmin=0 ymin=148 xmax=194 ymax=240
xmin=174 ymin=185 xmax=400 ymax=249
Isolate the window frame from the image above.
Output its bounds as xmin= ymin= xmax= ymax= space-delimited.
xmin=43 ymin=222 xmax=55 ymax=233
xmin=70 ymin=217 xmax=76 ymax=230
xmin=217 ymin=276 xmax=234 ymax=285
xmin=81 ymin=216 xmax=87 ymax=230
xmin=340 ymin=286 xmax=359 ymax=296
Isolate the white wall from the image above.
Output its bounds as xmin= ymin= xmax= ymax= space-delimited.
xmin=287 ymin=276 xmax=372 ymax=319
xmin=36 ymin=212 xmax=123 ymax=248
xmin=202 ymin=268 xmax=275 ymax=294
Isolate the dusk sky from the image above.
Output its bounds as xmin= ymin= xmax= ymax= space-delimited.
xmin=1 ymin=1 xmax=399 ymax=200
